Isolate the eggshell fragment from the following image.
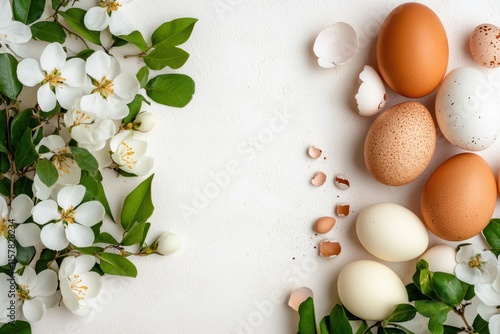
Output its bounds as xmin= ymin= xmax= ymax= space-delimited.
xmin=311 ymin=172 xmax=326 ymax=186
xmin=307 ymin=146 xmax=322 ymax=159
xmin=336 ymin=204 xmax=350 ymax=217
xmin=313 ymin=22 xmax=358 ymax=68
xmin=288 ymin=287 xmax=314 ymax=312
xmin=319 ymin=240 xmax=341 ymax=257
xmin=314 ymin=216 xmax=336 ymax=234
xmin=355 ymin=65 xmax=386 ymax=116
xmin=470 ymin=24 xmax=500 ymax=68
xmin=419 ymin=245 xmax=457 ymax=275
xmin=334 ymin=175 xmax=350 ymax=190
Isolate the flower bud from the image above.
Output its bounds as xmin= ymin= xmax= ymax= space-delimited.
xmin=156 ymin=232 xmax=182 ymax=255
xmin=134 ymin=113 xmax=157 ymax=132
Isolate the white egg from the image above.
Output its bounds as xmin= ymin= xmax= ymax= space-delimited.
xmin=355 ymin=65 xmax=387 ymax=116
xmin=419 ymin=244 xmax=457 ymax=274
xmin=337 ymin=260 xmax=408 ymax=321
xmin=356 ymin=203 xmax=429 ymax=262
xmin=435 ymin=67 xmax=500 ymax=151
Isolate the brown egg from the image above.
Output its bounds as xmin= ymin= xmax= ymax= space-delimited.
xmin=364 ymin=102 xmax=436 ymax=186
xmin=470 ymin=24 xmax=500 ymax=68
xmin=421 ymin=153 xmax=497 ymax=241
xmin=377 ymin=3 xmax=448 ymax=98
xmin=314 ymin=216 xmax=336 ymax=234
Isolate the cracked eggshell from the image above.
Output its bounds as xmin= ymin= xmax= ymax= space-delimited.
xmin=311 ymin=172 xmax=326 ymax=186
xmin=355 ymin=66 xmax=387 ymax=116
xmin=313 ymin=22 xmax=358 ymax=68
xmin=288 ymin=287 xmax=313 ymax=311
xmin=307 ymin=146 xmax=322 ymax=159
xmin=319 ymin=240 xmax=341 ymax=258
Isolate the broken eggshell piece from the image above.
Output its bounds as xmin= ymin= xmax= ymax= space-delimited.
xmin=334 ymin=174 xmax=350 ymax=190
xmin=288 ymin=287 xmax=314 ymax=311
xmin=313 ymin=22 xmax=358 ymax=68
xmin=311 ymin=171 xmax=327 ymax=186
xmin=319 ymin=240 xmax=341 ymax=257
xmin=336 ymin=203 xmax=350 ymax=217
xmin=355 ymin=65 xmax=387 ymax=116
xmin=307 ymin=146 xmax=322 ymax=159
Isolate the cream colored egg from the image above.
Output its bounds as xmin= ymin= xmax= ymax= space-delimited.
xmin=419 ymin=245 xmax=457 ymax=274
xmin=337 ymin=260 xmax=408 ymax=321
xmin=356 ymin=203 xmax=429 ymax=262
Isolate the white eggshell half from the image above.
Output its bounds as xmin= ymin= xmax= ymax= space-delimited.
xmin=355 ymin=65 xmax=387 ymax=116
xmin=435 ymin=67 xmax=500 ymax=151
xmin=337 ymin=260 xmax=408 ymax=321
xmin=419 ymin=244 xmax=457 ymax=275
xmin=356 ymin=202 xmax=429 ymax=262
xmin=313 ymin=22 xmax=358 ymax=68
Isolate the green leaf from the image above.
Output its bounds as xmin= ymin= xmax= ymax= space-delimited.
xmin=35 ymin=249 xmax=57 ymax=273
xmin=329 ymin=304 xmax=352 ymax=334
xmin=72 ymin=48 xmax=95 ymax=61
xmin=378 ymin=328 xmax=406 ymax=334
xmin=412 ymin=260 xmax=437 ymax=300
xmin=15 ymin=241 xmax=36 ymax=266
xmin=355 ymin=321 xmax=370 ymax=334
xmin=0 ymin=110 xmax=8 ymax=154
xmin=151 ymin=18 xmax=198 ymax=47
xmin=442 ymin=326 xmax=463 ymax=334
xmin=96 ymin=181 xmax=115 ymax=223
xmin=319 ymin=316 xmax=330 ymax=334
xmin=139 ymin=222 xmax=150 ymax=247
xmin=461 ymin=282 xmax=475 ymax=301
xmin=136 ymin=66 xmax=149 ymax=89
xmin=144 ymin=46 xmax=189 ymax=70
xmin=0 ymin=321 xmax=31 ymax=334
xmin=0 ymin=177 xmax=10 ymax=197
xmin=59 ymin=8 xmax=101 ymax=46
xmin=91 ymin=221 xmax=102 ymax=238
xmin=14 ymin=128 xmax=37 ymax=170
xmin=121 ymin=221 xmax=147 ymax=246
xmin=483 ymin=219 xmax=500 ymax=248
xmin=124 ymin=94 xmax=149 ymax=124
xmin=30 ymin=21 xmax=66 ymax=43
xmin=406 ymin=283 xmax=430 ymax=302
xmin=472 ymin=314 xmax=489 ymax=334
xmin=415 ymin=300 xmax=451 ymax=324
xmin=74 ymin=246 xmax=103 ymax=255
xmin=297 ymin=297 xmax=317 ymax=334
xmin=52 ymin=0 xmax=68 ymax=10
xmin=12 ymin=0 xmax=45 ymax=24
xmin=36 ymin=159 xmax=58 ymax=188
xmin=79 ymin=172 xmax=98 ymax=201
xmin=71 ymin=146 xmax=99 ymax=176
xmin=145 ymin=74 xmax=195 ymax=107
xmin=383 ymin=304 xmax=416 ymax=325
xmin=14 ymin=176 xmax=33 ymax=198
xmin=0 ymin=53 xmax=22 ymax=100
xmin=117 ymin=30 xmax=148 ymax=51
xmin=428 ymin=318 xmax=444 ymax=334
xmin=99 ymin=253 xmax=137 ymax=277
xmin=0 ymin=154 xmax=10 ymax=175
xmin=95 ymin=232 xmax=119 ymax=245
xmin=431 ymin=272 xmax=464 ymax=307
xmin=11 ymin=109 xmax=37 ymax=153
xmin=121 ymin=174 xmax=154 ymax=231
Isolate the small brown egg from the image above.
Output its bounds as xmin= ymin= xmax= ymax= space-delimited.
xmin=319 ymin=240 xmax=341 ymax=257
xmin=311 ymin=172 xmax=326 ymax=186
xmin=314 ymin=216 xmax=336 ymax=234
xmin=470 ymin=24 xmax=500 ymax=68
xmin=421 ymin=153 xmax=497 ymax=241
xmin=364 ymin=102 xmax=436 ymax=186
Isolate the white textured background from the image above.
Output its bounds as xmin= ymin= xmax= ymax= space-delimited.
xmin=32 ymin=1 xmax=500 ymax=333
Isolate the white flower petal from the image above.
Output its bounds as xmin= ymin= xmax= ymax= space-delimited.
xmin=40 ymin=222 xmax=68 ymax=251
xmin=73 ymin=255 xmax=96 ymax=274
xmin=74 ymin=201 xmax=104 ymax=227
xmin=130 ymin=156 xmax=153 ymax=176
xmin=478 ymin=302 xmax=497 ymax=321
xmin=23 ymin=298 xmax=46 ymax=322
xmin=15 ymin=223 xmax=41 ymax=247
xmin=38 ymin=83 xmax=57 ymax=112
xmin=490 ymin=314 xmax=500 ymax=334
xmin=59 ymin=256 xmax=77 ymax=278
xmin=61 ymin=58 xmax=86 ymax=88
xmin=15 ymin=266 xmax=36 ymax=287
xmin=32 ymin=200 xmax=60 ymax=225
xmin=37 ymin=295 xmax=58 ymax=309
xmin=110 ymin=130 xmax=131 ymax=151
xmin=84 ymin=6 xmax=110 ymax=32
xmin=3 ymin=21 xmax=31 ymax=44
xmin=0 ymin=196 xmax=7 ymax=219
xmin=475 ymin=283 xmax=500 ymax=306
xmin=60 ymin=277 xmax=80 ymax=312
xmin=456 ymin=245 xmax=477 ymax=263
xmin=30 ymin=269 xmax=57 ymax=297
xmin=65 ymin=223 xmax=94 ymax=247
xmin=40 ymin=42 xmax=66 ymax=72
xmin=78 ymin=272 xmax=102 ymax=299
xmin=38 ymin=135 xmax=66 ymax=152
xmin=16 ymin=58 xmax=44 ymax=86
xmin=80 ymin=92 xmax=106 ymax=117
xmin=11 ymin=194 xmax=34 ymax=223
xmin=455 ymin=263 xmax=481 ymax=285
xmin=0 ymin=0 xmax=13 ymax=23
xmin=55 ymin=85 xmax=82 ymax=110
xmin=108 ymin=56 xmax=121 ymax=79
xmin=57 ymin=185 xmax=85 ymax=210
xmin=106 ymin=97 xmax=129 ymax=120
xmin=113 ymin=72 xmax=139 ymax=100
xmin=0 ymin=238 xmax=8 ymax=266
xmin=92 ymin=147 xmax=112 ymax=168
xmin=86 ymin=50 xmax=111 ymax=80
xmin=109 ymin=10 xmax=134 ymax=36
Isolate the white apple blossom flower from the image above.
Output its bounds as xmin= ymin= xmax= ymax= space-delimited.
xmin=16 ymin=43 xmax=85 ymax=111
xmin=478 ymin=302 xmax=500 ymax=334
xmin=81 ymin=50 xmax=139 ymax=120
xmin=0 ymin=0 xmax=31 ymax=49
xmin=454 ymin=245 xmax=497 ymax=285
xmin=36 ymin=135 xmax=81 ymax=186
xmin=64 ymin=99 xmax=117 ymax=151
xmin=0 ymin=195 xmax=37 ymax=266
xmin=110 ymin=130 xmax=153 ymax=175
xmin=84 ymin=0 xmax=134 ymax=36
xmin=32 ymin=185 xmax=105 ymax=251
xmin=15 ymin=267 xmax=58 ymax=322
xmin=133 ymin=112 xmax=157 ymax=132
xmin=33 ymin=174 xmax=64 ymax=201
xmin=476 ymin=255 xmax=500 ymax=334
xmin=59 ymin=255 xmax=102 ymax=315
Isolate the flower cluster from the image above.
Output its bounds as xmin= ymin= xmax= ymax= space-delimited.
xmin=0 ymin=0 xmax=195 ymax=331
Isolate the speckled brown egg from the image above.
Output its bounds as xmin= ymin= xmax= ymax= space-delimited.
xmin=421 ymin=153 xmax=497 ymax=241
xmin=364 ymin=102 xmax=436 ymax=186
xmin=470 ymin=24 xmax=500 ymax=68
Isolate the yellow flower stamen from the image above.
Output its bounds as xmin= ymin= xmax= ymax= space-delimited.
xmin=0 ymin=218 xmax=8 ymax=238
xmin=92 ymin=76 xmax=115 ymax=99
xmin=43 ymin=68 xmax=66 ymax=88
xmin=60 ymin=205 xmax=76 ymax=225
xmin=468 ymin=254 xmax=482 ymax=268
xmin=17 ymin=284 xmax=31 ymax=301
xmin=71 ymin=274 xmax=89 ymax=301
xmin=99 ymin=0 xmax=122 ymax=14
xmin=119 ymin=141 xmax=137 ymax=170
xmin=50 ymin=149 xmax=76 ymax=177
